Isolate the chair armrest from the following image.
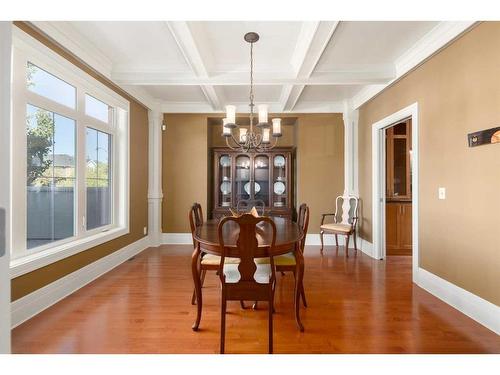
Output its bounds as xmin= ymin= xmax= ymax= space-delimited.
xmin=321 ymin=213 xmax=336 ymax=225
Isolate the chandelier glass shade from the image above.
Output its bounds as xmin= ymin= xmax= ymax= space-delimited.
xmin=222 ymin=32 xmax=282 ymax=152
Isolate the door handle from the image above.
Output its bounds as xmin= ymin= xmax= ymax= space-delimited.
xmin=0 ymin=208 xmax=5 ymax=257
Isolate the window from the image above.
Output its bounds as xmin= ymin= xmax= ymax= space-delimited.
xmin=11 ymin=30 xmax=130 ymax=276
xmin=26 ymin=104 xmax=76 ymax=249
xmin=85 ymin=94 xmax=111 ymax=123
xmin=27 ymin=62 xmax=76 ymax=109
xmin=86 ymin=128 xmax=112 ymax=230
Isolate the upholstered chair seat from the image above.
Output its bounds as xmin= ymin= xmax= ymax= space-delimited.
xmin=201 ymin=254 xmax=239 ymax=266
xmin=255 ymin=252 xmax=296 ymax=266
xmin=319 ymin=223 xmax=352 ymax=233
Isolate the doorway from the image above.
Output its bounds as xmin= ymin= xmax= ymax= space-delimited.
xmin=371 ymin=103 xmax=419 ymax=282
xmin=385 ymin=119 xmax=413 ymax=256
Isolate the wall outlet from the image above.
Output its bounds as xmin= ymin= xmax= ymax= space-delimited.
xmin=438 ymin=187 xmax=446 ymax=200
xmin=143 ymin=226 xmax=148 ymax=235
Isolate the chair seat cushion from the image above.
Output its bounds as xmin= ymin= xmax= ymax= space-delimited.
xmin=223 ymin=263 xmax=271 ymax=284
xmin=254 ymin=252 xmax=297 ymax=266
xmin=201 ymin=254 xmax=239 ymax=265
xmin=320 ymin=223 xmax=352 ymax=233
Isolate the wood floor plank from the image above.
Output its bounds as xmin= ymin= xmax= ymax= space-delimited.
xmin=12 ymin=245 xmax=500 ymax=354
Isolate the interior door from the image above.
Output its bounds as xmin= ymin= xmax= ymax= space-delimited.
xmin=0 ymin=21 xmax=12 ymax=353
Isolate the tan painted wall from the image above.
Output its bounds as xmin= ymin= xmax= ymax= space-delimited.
xmin=296 ymin=114 xmax=344 ymax=230
xmin=11 ymin=23 xmax=149 ymax=301
xmin=358 ymin=22 xmax=500 ymax=305
xmin=162 ymin=113 xmax=344 ymax=233
xmin=162 ymin=114 xmax=209 ymax=232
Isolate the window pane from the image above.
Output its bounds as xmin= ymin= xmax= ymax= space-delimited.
xmin=26 ymin=104 xmax=76 ymax=249
xmin=27 ymin=62 xmax=76 ymax=109
xmin=86 ymin=128 xmax=112 ymax=230
xmin=85 ymin=94 xmax=110 ymax=123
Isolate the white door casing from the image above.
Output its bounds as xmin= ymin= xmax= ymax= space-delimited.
xmin=0 ymin=21 xmax=12 ymax=353
xmin=371 ymin=102 xmax=419 ymax=281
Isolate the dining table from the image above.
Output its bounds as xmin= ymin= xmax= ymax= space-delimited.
xmin=191 ymin=216 xmax=305 ymax=332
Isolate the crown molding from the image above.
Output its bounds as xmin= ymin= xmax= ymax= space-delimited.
xmin=30 ymin=21 xmax=113 ymax=79
xmin=351 ymin=21 xmax=477 ymax=109
xmin=27 ymin=21 xmax=159 ymax=111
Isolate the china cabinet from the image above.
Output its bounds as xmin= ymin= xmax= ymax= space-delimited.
xmin=212 ymin=147 xmax=294 ymax=219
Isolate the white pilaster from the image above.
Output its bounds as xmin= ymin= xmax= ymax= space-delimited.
xmin=0 ymin=21 xmax=12 ymax=354
xmin=148 ymin=109 xmax=164 ymax=247
xmin=342 ymin=101 xmax=359 ymax=196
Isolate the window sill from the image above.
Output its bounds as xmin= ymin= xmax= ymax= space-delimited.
xmin=10 ymin=227 xmax=129 ymax=279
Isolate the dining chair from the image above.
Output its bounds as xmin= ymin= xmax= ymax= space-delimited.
xmin=218 ymin=213 xmax=277 ymax=354
xmin=319 ymin=194 xmax=359 ymax=257
xmin=254 ymin=203 xmax=309 ymax=309
xmin=236 ymin=198 xmax=266 ymax=216
xmin=189 ymin=203 xmax=238 ymax=305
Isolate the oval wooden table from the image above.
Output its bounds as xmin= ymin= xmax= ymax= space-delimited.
xmin=192 ymin=217 xmax=305 ymax=332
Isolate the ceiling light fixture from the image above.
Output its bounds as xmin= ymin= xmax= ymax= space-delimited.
xmin=222 ymin=32 xmax=281 ymax=152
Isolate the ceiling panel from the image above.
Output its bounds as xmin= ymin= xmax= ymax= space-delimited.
xmin=216 ymin=85 xmax=283 ymax=103
xmin=188 ymin=21 xmax=302 ymax=74
xmin=68 ymin=21 xmax=191 ymax=72
xmin=142 ymin=85 xmax=207 ymax=102
xmin=315 ymin=21 xmax=439 ymax=72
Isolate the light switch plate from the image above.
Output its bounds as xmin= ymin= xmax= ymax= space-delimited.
xmin=438 ymin=187 xmax=446 ymax=200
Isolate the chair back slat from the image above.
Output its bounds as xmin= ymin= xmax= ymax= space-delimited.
xmin=218 ymin=214 xmax=276 ymax=284
xmin=335 ymin=194 xmax=359 ymax=226
xmin=189 ymin=203 xmax=203 ymax=247
xmin=297 ymin=203 xmax=310 ymax=251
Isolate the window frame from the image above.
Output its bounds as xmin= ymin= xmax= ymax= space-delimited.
xmin=10 ymin=28 xmax=130 ymax=278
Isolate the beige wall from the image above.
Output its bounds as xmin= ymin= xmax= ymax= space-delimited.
xmin=162 ymin=114 xmax=209 ymax=232
xmin=297 ymin=114 xmax=344 ymax=230
xmin=162 ymin=113 xmax=344 ymax=233
xmin=358 ymin=22 xmax=500 ymax=305
xmin=12 ymin=23 xmax=149 ymax=301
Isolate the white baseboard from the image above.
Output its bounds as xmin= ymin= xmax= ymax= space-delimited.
xmin=415 ymin=267 xmax=500 ymax=335
xmin=162 ymin=233 xmax=192 ymax=244
xmin=11 ymin=236 xmax=150 ymax=328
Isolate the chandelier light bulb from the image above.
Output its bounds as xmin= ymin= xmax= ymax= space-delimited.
xmin=225 ymin=105 xmax=237 ymax=127
xmin=257 ymin=104 xmax=269 ymax=127
xmin=272 ymin=118 xmax=282 ymax=137
xmin=239 ymin=128 xmax=248 ymax=143
xmin=262 ymin=128 xmax=270 ymax=143
xmin=222 ymin=118 xmax=231 ymax=136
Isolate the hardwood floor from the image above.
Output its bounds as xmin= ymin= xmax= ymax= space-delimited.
xmin=12 ymin=245 xmax=500 ymax=354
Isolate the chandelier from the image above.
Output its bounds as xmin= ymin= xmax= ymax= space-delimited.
xmin=222 ymin=32 xmax=282 ymax=152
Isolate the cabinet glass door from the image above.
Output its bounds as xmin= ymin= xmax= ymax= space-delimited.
xmin=392 ymin=138 xmax=407 ymax=197
xmin=272 ymin=154 xmax=287 ymax=208
xmin=235 ymin=155 xmax=250 ymax=204
xmin=218 ymin=154 xmax=232 ymax=207
xmin=254 ymin=155 xmax=270 ymax=206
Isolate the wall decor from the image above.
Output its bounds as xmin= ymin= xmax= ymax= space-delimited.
xmin=468 ymin=126 xmax=500 ymax=147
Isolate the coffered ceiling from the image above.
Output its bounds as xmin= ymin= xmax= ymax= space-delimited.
xmin=31 ymin=21 xmax=475 ymax=113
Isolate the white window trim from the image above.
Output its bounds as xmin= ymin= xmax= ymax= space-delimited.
xmin=10 ymin=27 xmax=130 ymax=278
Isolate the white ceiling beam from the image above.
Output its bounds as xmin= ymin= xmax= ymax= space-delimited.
xmin=165 ymin=21 xmax=222 ymax=111
xmin=160 ymin=101 xmax=345 ymax=114
xmin=111 ymin=67 xmax=394 ymax=86
xmin=280 ymin=21 xmax=340 ymax=112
